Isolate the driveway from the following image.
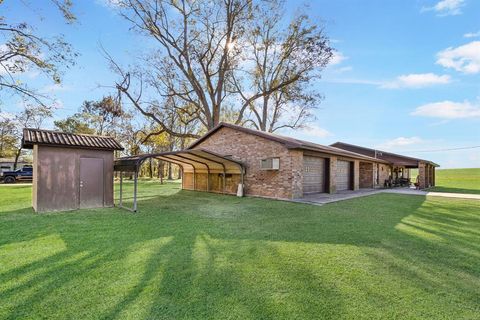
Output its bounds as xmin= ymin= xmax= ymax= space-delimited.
xmin=295 ymin=188 xmax=480 ymax=205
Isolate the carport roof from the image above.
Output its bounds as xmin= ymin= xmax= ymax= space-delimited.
xmin=114 ymin=148 xmax=245 ymax=173
xmin=22 ymin=128 xmax=124 ymax=151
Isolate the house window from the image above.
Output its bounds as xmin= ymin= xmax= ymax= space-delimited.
xmin=260 ymin=158 xmax=280 ymax=170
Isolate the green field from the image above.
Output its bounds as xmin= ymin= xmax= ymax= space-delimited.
xmin=1 ymin=182 xmax=479 ymax=319
xmin=429 ymin=168 xmax=480 ymax=194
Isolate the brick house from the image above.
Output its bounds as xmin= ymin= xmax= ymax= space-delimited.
xmin=114 ymin=122 xmax=439 ymax=211
xmin=184 ymin=122 xmax=433 ymax=200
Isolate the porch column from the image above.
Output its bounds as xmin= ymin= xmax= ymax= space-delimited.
xmin=430 ymin=165 xmax=435 ymax=187
xmin=418 ymin=162 xmax=427 ymax=189
xmin=426 ymin=164 xmax=431 ymax=187
xmin=329 ymin=156 xmax=337 ymax=194
xmin=432 ymin=167 xmax=436 ymax=186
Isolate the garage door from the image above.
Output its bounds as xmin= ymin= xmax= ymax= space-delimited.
xmin=303 ymin=156 xmax=326 ymax=194
xmin=336 ymin=160 xmax=351 ymax=191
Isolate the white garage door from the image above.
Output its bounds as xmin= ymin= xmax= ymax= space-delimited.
xmin=303 ymin=156 xmax=326 ymax=194
xmin=336 ymin=160 xmax=351 ymax=191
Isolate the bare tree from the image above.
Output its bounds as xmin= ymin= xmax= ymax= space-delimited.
xmin=110 ymin=0 xmax=251 ymax=136
xmin=108 ymin=0 xmax=332 ymax=137
xmin=12 ymin=105 xmax=53 ymax=169
xmin=0 ymin=1 xmax=77 ymax=106
xmin=232 ymin=1 xmax=332 ymax=132
xmin=0 ymin=111 xmax=16 ymax=158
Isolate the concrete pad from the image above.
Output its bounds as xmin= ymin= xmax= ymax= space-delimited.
xmin=294 ymin=189 xmax=379 ymax=205
xmin=293 ymin=187 xmax=480 ymax=205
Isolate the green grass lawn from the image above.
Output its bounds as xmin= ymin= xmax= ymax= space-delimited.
xmin=428 ymin=168 xmax=480 ymax=194
xmin=1 ymin=181 xmax=479 ymax=319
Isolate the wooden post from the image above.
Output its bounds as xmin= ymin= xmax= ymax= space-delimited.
xmin=133 ymin=169 xmax=138 ymax=213
xmin=119 ymin=171 xmax=123 ymax=207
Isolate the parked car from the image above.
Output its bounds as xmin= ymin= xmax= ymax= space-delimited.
xmin=1 ymin=167 xmax=33 ymax=183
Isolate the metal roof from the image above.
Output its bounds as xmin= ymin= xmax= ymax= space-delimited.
xmin=22 ymin=128 xmax=124 ymax=151
xmin=187 ymin=122 xmax=390 ymax=164
xmin=330 ymin=142 xmax=440 ymax=167
xmin=114 ymin=148 xmax=244 ymax=174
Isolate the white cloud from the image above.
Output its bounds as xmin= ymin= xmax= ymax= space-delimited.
xmin=329 ymin=51 xmax=347 ymax=66
xmin=436 ymin=41 xmax=480 ymax=74
xmin=411 ymin=100 xmax=480 ymax=119
xmin=301 ymin=125 xmax=332 ymax=138
xmin=378 ymin=137 xmax=424 ymax=150
xmin=381 ymin=73 xmax=451 ymax=89
xmin=422 ymin=0 xmax=465 ymax=16
xmin=464 ymin=30 xmax=480 ymax=38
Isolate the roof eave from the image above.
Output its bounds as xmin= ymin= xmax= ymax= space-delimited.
xmin=288 ymin=145 xmax=390 ymax=163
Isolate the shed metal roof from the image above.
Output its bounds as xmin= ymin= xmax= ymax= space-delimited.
xmin=22 ymin=128 xmax=124 ymax=151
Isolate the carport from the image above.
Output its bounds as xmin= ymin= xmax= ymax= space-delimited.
xmin=114 ymin=148 xmax=245 ymax=212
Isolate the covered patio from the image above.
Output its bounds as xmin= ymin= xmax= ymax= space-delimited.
xmin=114 ymin=148 xmax=245 ymax=212
xmin=331 ymin=142 xmax=439 ymax=190
xmin=381 ymin=157 xmax=438 ymax=189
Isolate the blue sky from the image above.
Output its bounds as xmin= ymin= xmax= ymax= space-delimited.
xmin=2 ymin=0 xmax=479 ymax=168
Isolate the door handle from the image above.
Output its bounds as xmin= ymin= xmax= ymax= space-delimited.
xmin=80 ymin=181 xmax=84 ymax=188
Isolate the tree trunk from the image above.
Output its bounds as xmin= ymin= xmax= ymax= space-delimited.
xmin=13 ymin=148 xmax=21 ymax=170
xmin=168 ymin=162 xmax=173 ymax=180
xmin=159 ymin=161 xmax=164 ymax=184
xmin=149 ymin=158 xmax=153 ymax=178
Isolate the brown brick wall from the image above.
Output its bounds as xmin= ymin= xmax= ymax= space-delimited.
xmin=359 ymin=162 xmax=373 ymax=188
xmin=353 ymin=160 xmax=360 ymax=190
xmin=328 ymin=156 xmax=337 ymax=193
xmin=375 ymin=163 xmax=391 ymax=187
xmin=191 ymin=126 xmax=301 ymax=199
xmin=418 ymin=162 xmax=426 ymax=189
xmin=187 ymin=126 xmax=388 ymax=198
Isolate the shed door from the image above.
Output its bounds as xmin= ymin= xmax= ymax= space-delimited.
xmin=336 ymin=160 xmax=351 ymax=191
xmin=80 ymin=158 xmax=104 ymax=209
xmin=303 ymin=156 xmax=326 ymax=194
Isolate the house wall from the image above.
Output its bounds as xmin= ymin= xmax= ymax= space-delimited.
xmin=187 ymin=126 xmax=388 ymax=199
xmin=359 ymin=162 xmax=374 ymax=188
xmin=374 ymin=163 xmax=391 ymax=187
xmin=190 ymin=126 xmax=302 ymax=199
xmin=353 ymin=160 xmax=360 ymax=190
xmin=33 ymin=145 xmax=114 ymax=213
xmin=303 ymin=152 xmax=367 ymax=193
xmin=418 ymin=162 xmax=436 ymax=189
